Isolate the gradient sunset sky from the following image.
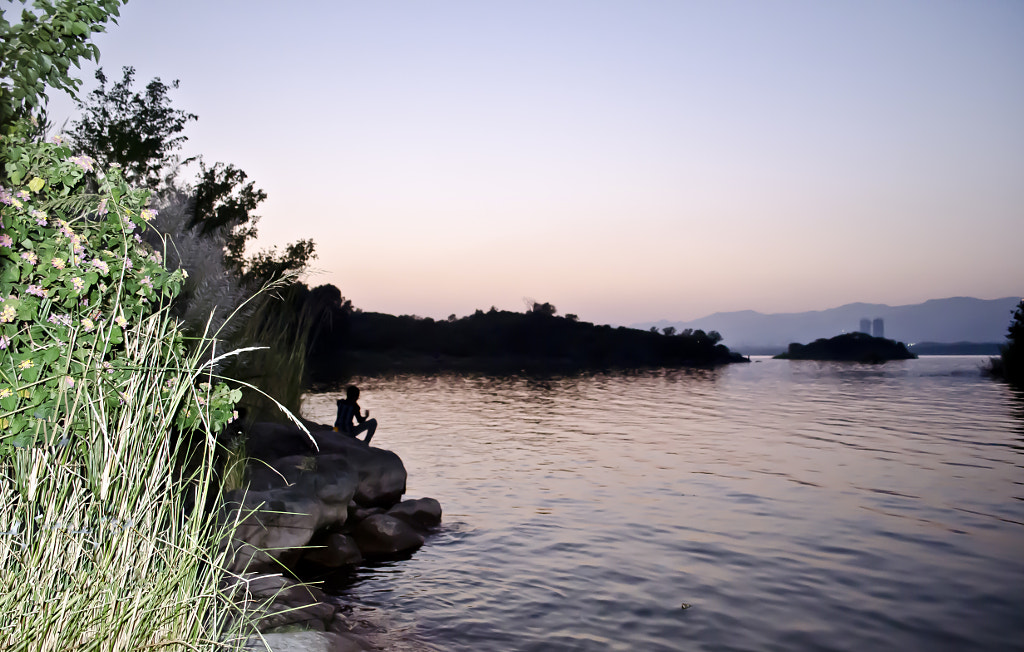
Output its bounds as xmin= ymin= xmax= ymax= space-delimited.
xmin=48 ymin=0 xmax=1023 ymax=325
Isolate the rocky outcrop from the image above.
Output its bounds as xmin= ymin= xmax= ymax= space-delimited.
xmin=224 ymin=421 xmax=442 ymax=649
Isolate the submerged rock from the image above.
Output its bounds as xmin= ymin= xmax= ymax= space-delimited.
xmin=351 ymin=513 xmax=425 ymax=557
xmin=387 ymin=497 xmax=443 ymax=531
xmin=244 ymin=631 xmax=370 ymax=652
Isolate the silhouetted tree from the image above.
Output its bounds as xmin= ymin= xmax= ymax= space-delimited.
xmin=71 ymin=67 xmax=196 ymax=187
xmin=69 ymin=66 xmax=315 ymax=285
xmin=530 ymin=301 xmax=557 ymax=317
xmin=663 ymin=326 xmax=676 ymax=336
xmin=189 ymin=161 xmax=267 ymax=272
xmin=995 ymin=300 xmax=1024 ymax=385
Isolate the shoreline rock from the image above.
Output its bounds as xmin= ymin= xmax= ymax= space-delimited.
xmin=226 ymin=421 xmax=442 ymax=650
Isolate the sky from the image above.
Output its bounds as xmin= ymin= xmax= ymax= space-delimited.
xmin=43 ymin=0 xmax=1024 ymax=324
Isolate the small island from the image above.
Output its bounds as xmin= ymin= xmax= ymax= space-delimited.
xmin=774 ymin=332 xmax=917 ymax=363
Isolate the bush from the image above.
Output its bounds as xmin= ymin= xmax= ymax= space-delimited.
xmin=0 ymin=120 xmax=248 ymax=650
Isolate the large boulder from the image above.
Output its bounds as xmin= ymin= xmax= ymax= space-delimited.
xmin=245 ymin=421 xmax=320 ymax=463
xmin=246 ymin=423 xmax=407 ymax=507
xmin=222 ymin=456 xmax=358 ymax=573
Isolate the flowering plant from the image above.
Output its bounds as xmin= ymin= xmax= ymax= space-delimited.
xmin=0 ymin=120 xmax=239 ymax=451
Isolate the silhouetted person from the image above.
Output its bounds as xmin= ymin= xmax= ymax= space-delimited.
xmin=334 ymin=385 xmax=376 ymax=445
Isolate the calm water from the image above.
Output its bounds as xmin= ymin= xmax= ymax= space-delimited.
xmin=302 ymin=357 xmax=1024 ymax=652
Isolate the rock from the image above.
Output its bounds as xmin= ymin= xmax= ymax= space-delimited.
xmin=246 ymin=423 xmax=407 ymax=508
xmin=386 ymin=497 xmax=442 ymax=531
xmin=225 ymin=573 xmax=337 ymax=633
xmin=351 ymin=513 xmax=425 ymax=557
xmin=307 ymin=429 xmax=408 ymax=507
xmin=223 ymin=453 xmax=360 ymax=573
xmin=246 ymin=422 xmax=320 ymax=463
xmin=245 ymin=631 xmax=370 ymax=652
xmin=303 ymin=533 xmax=362 ymax=568
xmin=222 ymin=493 xmax=322 ymax=573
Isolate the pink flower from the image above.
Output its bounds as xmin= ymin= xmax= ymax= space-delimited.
xmin=69 ymin=155 xmax=95 ymax=171
xmin=20 ymin=251 xmax=38 ymax=265
xmin=26 ymin=285 xmax=47 ymax=298
xmin=51 ymin=257 xmax=65 ymax=270
xmin=91 ymin=258 xmax=109 ymax=275
xmin=0 ymin=234 xmax=12 ymax=248
xmin=71 ymin=277 xmax=84 ymax=292
xmin=0 ymin=335 xmax=9 ymax=349
xmin=141 ymin=276 xmax=154 ymax=290
xmin=47 ymin=314 xmax=72 ymax=327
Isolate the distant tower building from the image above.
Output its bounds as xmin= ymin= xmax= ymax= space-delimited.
xmin=859 ymin=318 xmax=871 ymax=334
xmin=872 ymin=318 xmax=884 ymax=338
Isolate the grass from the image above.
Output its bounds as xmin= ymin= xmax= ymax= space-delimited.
xmin=0 ymin=299 xmax=255 ymax=651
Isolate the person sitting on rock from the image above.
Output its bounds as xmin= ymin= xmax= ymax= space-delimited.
xmin=334 ymin=385 xmax=377 ymax=445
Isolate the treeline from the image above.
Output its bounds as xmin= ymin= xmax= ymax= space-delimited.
xmin=295 ymin=294 xmax=747 ymax=381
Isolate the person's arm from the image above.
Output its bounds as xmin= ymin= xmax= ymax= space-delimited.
xmin=355 ymin=402 xmax=367 ymax=423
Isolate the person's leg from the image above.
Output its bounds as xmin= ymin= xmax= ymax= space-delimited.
xmin=362 ymin=418 xmax=377 ymax=444
xmin=350 ymin=418 xmax=377 ymax=444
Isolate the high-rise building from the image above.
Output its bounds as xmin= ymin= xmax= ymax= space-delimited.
xmin=872 ymin=318 xmax=884 ymax=338
xmin=859 ymin=318 xmax=871 ymax=334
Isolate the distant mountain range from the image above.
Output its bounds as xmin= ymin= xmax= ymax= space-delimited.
xmin=633 ymin=296 xmax=1021 ymax=355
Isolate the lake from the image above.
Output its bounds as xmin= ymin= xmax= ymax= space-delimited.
xmin=301 ymin=356 xmax=1024 ymax=651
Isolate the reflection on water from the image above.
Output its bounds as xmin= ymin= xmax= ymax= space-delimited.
xmin=303 ymin=357 xmax=1024 ymax=652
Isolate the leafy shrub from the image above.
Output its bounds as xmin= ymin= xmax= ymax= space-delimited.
xmin=1 ymin=120 xmax=239 ymax=448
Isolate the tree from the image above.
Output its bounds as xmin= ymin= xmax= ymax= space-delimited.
xmin=189 ymin=161 xmax=267 ymax=272
xmin=71 ymin=66 xmax=196 ymax=187
xmin=996 ymin=300 xmax=1023 ymax=385
xmin=0 ymin=0 xmax=125 ymax=132
xmin=242 ymin=239 xmax=316 ymax=287
xmin=529 ymin=301 xmax=557 ymax=317
xmin=67 ymin=66 xmax=316 ymax=286
xmin=662 ymin=326 xmax=676 ymax=337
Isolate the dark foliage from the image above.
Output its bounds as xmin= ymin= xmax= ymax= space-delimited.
xmin=991 ymin=300 xmax=1023 ymax=385
xmin=71 ymin=67 xmax=197 ymax=187
xmin=189 ymin=161 xmax=267 ymax=273
xmin=774 ymin=332 xmax=916 ymax=363
xmin=301 ymin=295 xmax=745 ymax=381
xmin=68 ymin=67 xmax=314 ymax=286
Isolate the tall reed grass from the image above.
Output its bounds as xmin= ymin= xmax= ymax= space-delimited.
xmin=0 ymin=301 xmax=255 ymax=650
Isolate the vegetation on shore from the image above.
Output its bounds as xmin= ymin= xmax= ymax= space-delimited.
xmin=774 ymin=332 xmax=916 ymax=363
xmin=988 ymin=299 xmax=1023 ymax=386
xmin=0 ymin=2 xmax=303 ymax=649
xmin=299 ymin=297 xmax=748 ymax=381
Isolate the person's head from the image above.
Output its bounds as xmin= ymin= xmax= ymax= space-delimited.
xmin=346 ymin=385 xmax=360 ymax=401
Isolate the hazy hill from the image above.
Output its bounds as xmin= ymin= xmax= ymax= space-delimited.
xmin=634 ymin=296 xmax=1020 ymax=354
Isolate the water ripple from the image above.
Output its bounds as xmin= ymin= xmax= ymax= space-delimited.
xmin=304 ymin=357 xmax=1024 ymax=651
